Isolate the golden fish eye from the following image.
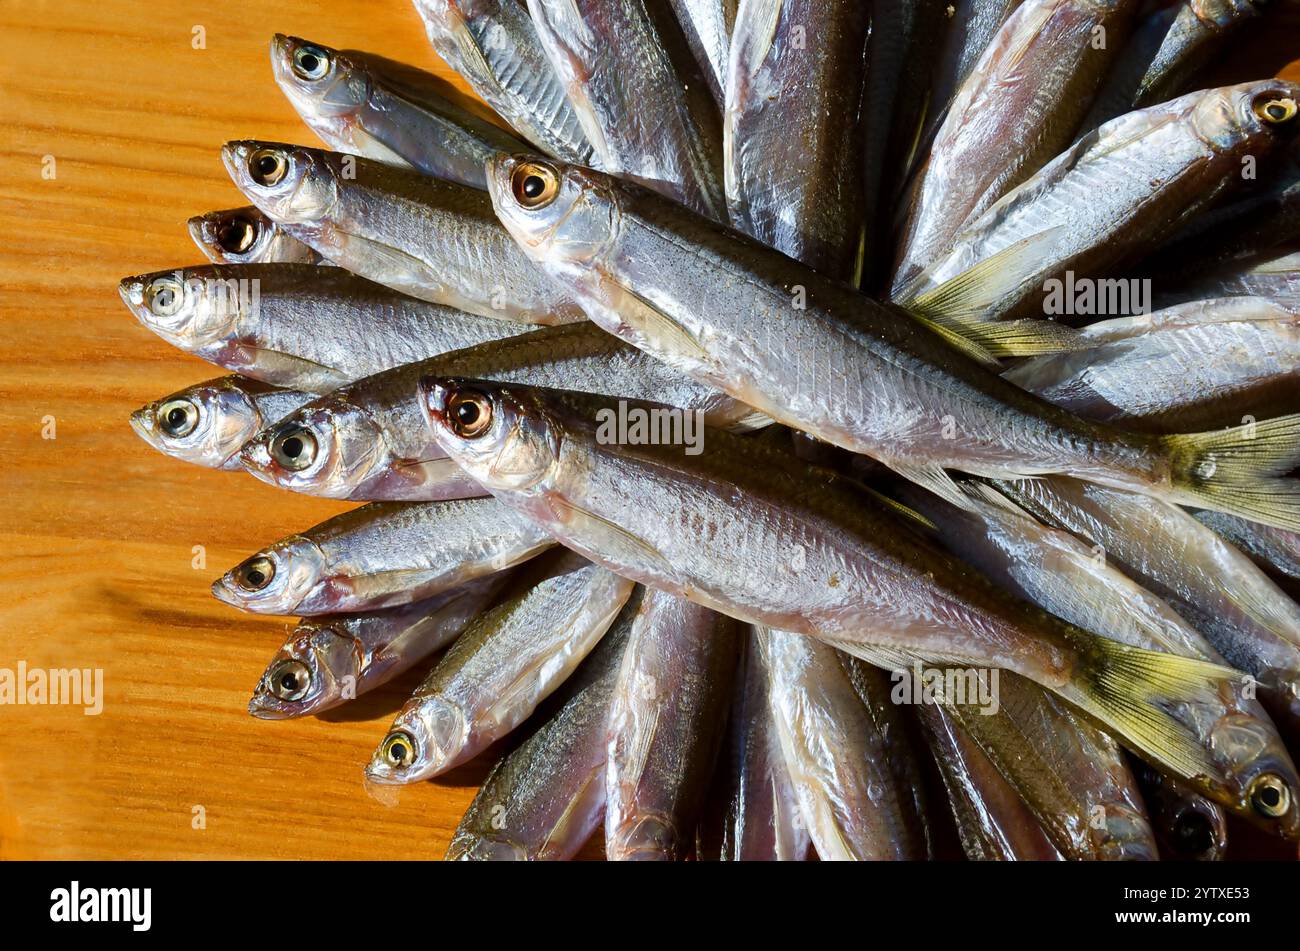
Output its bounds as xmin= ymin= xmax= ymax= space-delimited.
xmin=249 ymin=148 xmax=288 ymax=186
xmin=237 ymin=555 xmax=276 ymax=591
xmin=511 ymin=161 xmax=560 ymax=209
xmin=157 ymin=398 xmax=199 ymax=438
xmin=1254 ymin=96 xmax=1298 ymax=125
xmin=448 ymin=389 xmax=493 ymax=439
xmin=381 ymin=731 xmax=416 ymax=768
xmin=291 ymin=44 xmax=331 ymax=81
xmin=269 ymin=659 xmax=311 ymax=701
xmin=1249 ymin=773 xmax=1292 ymax=818
xmin=147 ymin=278 xmax=184 ymax=316
xmin=270 ymin=427 xmax=318 ymax=470
xmin=217 ymin=215 xmax=258 ymax=254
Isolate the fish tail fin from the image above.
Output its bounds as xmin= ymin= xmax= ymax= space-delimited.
xmin=1161 ymin=414 xmax=1300 ymax=532
xmin=1058 ymin=633 xmax=1235 ymax=781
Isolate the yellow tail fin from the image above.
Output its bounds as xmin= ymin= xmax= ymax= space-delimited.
xmin=1163 ymin=414 xmax=1300 ymax=532
xmin=1057 ymin=633 xmax=1237 ymax=782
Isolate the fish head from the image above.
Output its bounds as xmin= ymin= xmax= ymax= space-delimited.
xmin=248 ymin=622 xmax=359 ymax=718
xmin=270 ymin=36 xmax=372 ymax=141
xmin=239 ymin=396 xmax=386 ymax=499
xmin=187 ymin=208 xmax=273 ymax=264
xmin=130 ymin=378 xmax=262 ymax=469
xmin=118 ymin=267 xmax=246 ymax=350
xmin=1196 ymin=80 xmax=1300 ymax=150
xmin=365 ymin=697 xmax=465 ymax=784
xmin=1206 ymin=706 xmax=1300 ymax=840
xmin=419 ymin=376 xmax=561 ymax=494
xmin=211 ymin=536 xmax=328 ymax=615
xmin=222 ymin=140 xmax=340 ymax=225
xmin=485 ymin=153 xmax=621 ymax=272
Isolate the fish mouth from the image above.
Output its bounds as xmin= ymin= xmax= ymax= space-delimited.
xmin=237 ymin=437 xmax=282 ymax=485
xmin=185 ymin=215 xmax=213 ymax=250
xmin=247 ymin=693 xmax=297 ymax=720
xmin=128 ymin=407 xmax=158 ymax=446
xmin=210 ymin=577 xmax=246 ymax=609
xmin=117 ymin=276 xmax=146 ymax=319
xmin=418 ymin=376 xmax=453 ymax=435
xmin=268 ymin=32 xmax=294 ymax=74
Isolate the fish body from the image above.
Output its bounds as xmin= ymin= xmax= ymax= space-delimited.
xmin=1154 ymin=248 xmax=1300 ymax=314
xmin=917 ymin=701 xmax=1063 ymax=860
xmin=485 ymin=153 xmax=1300 ymax=533
xmin=420 ymin=379 xmax=1251 ymax=788
xmin=119 ymin=264 xmax=526 ymax=393
xmin=211 ymin=498 xmax=553 ymax=616
xmin=894 ymin=0 xmax=1139 ymax=290
xmin=762 ymin=629 xmax=931 ymax=860
xmin=247 ymin=576 xmax=508 ymax=718
xmin=905 ymin=82 xmax=1300 ymax=320
xmin=669 ymin=0 xmax=738 ymax=108
xmin=860 ymin=0 xmax=948 ymax=291
xmin=938 ymin=669 xmax=1158 ymax=860
xmin=724 ymin=0 xmax=870 ymax=279
xmin=221 ymin=141 xmax=585 ymax=324
xmin=412 ymin=0 xmax=593 ymax=163
xmin=446 ymin=594 xmax=640 ymax=861
xmin=717 ymin=629 xmax=811 ymax=861
xmin=605 ymin=590 xmax=738 ymax=860
xmin=898 ymin=479 xmax=1300 ymax=834
xmin=1135 ymin=0 xmax=1271 ymax=108
xmin=238 ymin=323 xmax=763 ymax=502
xmin=130 ymin=375 xmax=311 ymax=470
xmin=1004 ymin=298 xmax=1300 ymax=432
xmin=996 ymin=476 xmax=1300 ymax=751
xmin=925 ymin=0 xmax=1026 ymax=139
xmin=270 ymin=35 xmax=530 ymax=190
xmin=367 ymin=552 xmax=634 ymax=782
xmin=528 ymin=0 xmax=728 ymax=219
xmin=1196 ymin=511 xmax=1300 ymax=597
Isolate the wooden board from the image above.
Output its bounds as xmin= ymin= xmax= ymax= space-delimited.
xmin=1 ymin=0 xmax=1298 ymax=860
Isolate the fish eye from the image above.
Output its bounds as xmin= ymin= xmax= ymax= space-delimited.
xmin=237 ymin=555 xmax=276 ymax=591
xmin=1254 ymin=96 xmax=1298 ymax=125
xmin=1170 ymin=811 xmax=1215 ymax=858
xmin=448 ymin=389 xmax=493 ymax=439
xmin=291 ymin=44 xmax=331 ymax=81
xmin=511 ymin=161 xmax=560 ymax=209
xmin=270 ymin=427 xmax=318 ymax=470
xmin=147 ymin=278 xmax=184 ymax=316
xmin=249 ymin=148 xmax=289 ymax=186
xmin=1249 ymin=773 xmax=1292 ymax=818
xmin=381 ymin=731 xmax=416 ymax=769
xmin=217 ymin=215 xmax=258 ymax=253
xmin=157 ymin=398 xmax=199 ymax=438
xmin=269 ymin=659 xmax=311 ymax=701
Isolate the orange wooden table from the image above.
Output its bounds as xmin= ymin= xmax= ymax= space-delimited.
xmin=1 ymin=0 xmax=1298 ymax=860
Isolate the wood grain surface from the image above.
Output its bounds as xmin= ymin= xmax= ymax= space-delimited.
xmin=1 ymin=0 xmax=1299 ymax=860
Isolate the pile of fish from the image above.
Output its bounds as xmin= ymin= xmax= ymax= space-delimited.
xmin=121 ymin=0 xmax=1300 ymax=860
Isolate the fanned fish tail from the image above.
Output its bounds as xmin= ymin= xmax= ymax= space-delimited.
xmin=1163 ymin=414 xmax=1300 ymax=533
xmin=1058 ymin=634 xmax=1236 ymax=782
xmin=894 ymin=228 xmax=1081 ymax=360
